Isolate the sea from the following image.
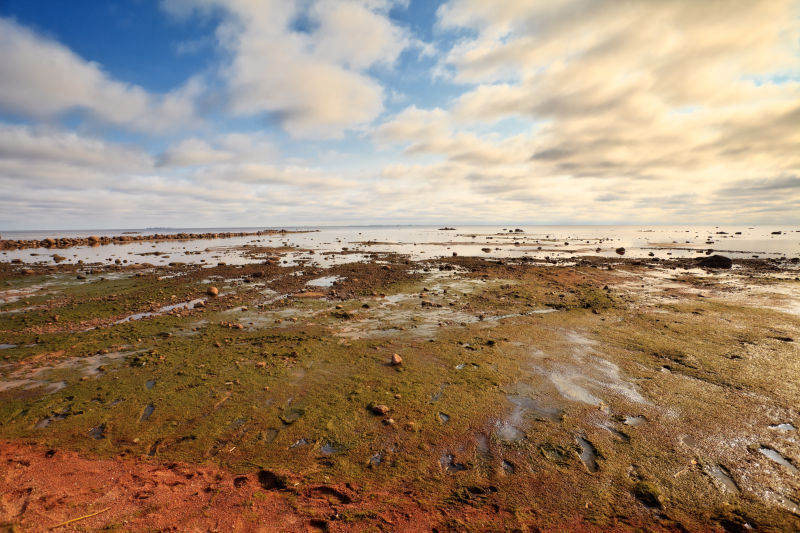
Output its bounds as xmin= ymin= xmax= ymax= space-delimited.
xmin=1 ymin=225 xmax=798 ymax=267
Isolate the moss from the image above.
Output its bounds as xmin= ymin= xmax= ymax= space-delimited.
xmin=1 ymin=258 xmax=800 ymax=531
xmin=634 ymin=481 xmax=663 ymax=509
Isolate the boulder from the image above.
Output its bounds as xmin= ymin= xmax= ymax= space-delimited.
xmin=698 ymin=255 xmax=732 ymax=269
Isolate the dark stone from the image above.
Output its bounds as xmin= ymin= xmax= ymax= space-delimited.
xmin=698 ymin=255 xmax=732 ymax=269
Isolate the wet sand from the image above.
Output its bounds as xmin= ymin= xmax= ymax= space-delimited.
xmin=0 ymin=237 xmax=799 ymax=531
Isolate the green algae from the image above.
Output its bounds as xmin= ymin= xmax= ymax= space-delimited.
xmin=1 ymin=259 xmax=799 ymax=531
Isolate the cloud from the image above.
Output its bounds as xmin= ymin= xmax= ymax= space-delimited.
xmin=0 ymin=17 xmax=201 ymax=133
xmin=0 ymin=124 xmax=154 ymax=191
xmin=163 ymin=0 xmax=412 ymax=138
xmin=0 ymin=122 xmax=366 ymax=228
xmin=363 ymin=0 xmax=800 ymax=223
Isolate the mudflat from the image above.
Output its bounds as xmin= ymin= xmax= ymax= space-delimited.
xmin=1 ymin=248 xmax=798 ymax=532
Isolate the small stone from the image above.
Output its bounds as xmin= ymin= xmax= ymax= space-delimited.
xmin=371 ymin=404 xmax=390 ymax=416
xmin=391 ymin=353 xmax=402 ymax=366
xmin=615 ymin=247 xmax=626 ymax=255
xmin=256 ymin=361 xmax=266 ymax=368
xmin=207 ymin=286 xmax=219 ymax=296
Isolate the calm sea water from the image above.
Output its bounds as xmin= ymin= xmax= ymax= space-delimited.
xmin=1 ymin=225 xmax=798 ymax=267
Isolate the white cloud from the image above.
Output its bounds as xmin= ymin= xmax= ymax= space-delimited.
xmin=163 ymin=0 xmax=412 ymax=138
xmin=0 ymin=17 xmax=201 ymax=133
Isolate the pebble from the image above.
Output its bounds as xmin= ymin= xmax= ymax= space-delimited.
xmin=371 ymin=404 xmax=390 ymax=416
xmin=391 ymin=353 xmax=403 ymax=366
xmin=207 ymin=286 xmax=219 ymax=296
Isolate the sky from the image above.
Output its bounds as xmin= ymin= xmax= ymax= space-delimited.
xmin=0 ymin=0 xmax=798 ymax=230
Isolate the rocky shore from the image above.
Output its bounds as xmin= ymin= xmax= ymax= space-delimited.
xmin=1 ymin=244 xmax=798 ymax=532
xmin=0 ymin=228 xmax=316 ymax=251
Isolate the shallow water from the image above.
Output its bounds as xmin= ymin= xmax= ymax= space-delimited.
xmin=759 ymin=447 xmax=799 ymax=474
xmin=707 ymin=464 xmax=739 ymax=494
xmin=3 ymin=225 xmax=798 ymax=267
xmin=576 ymin=436 xmax=599 ymax=472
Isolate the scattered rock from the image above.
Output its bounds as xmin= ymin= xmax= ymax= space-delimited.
xmin=698 ymin=255 xmax=732 ymax=269
xmin=391 ymin=353 xmax=403 ymax=366
xmin=370 ymin=404 xmax=390 ymax=416
xmin=615 ymin=247 xmax=626 ymax=255
xmin=207 ymin=286 xmax=219 ymax=296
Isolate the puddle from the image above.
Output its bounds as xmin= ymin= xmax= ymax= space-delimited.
xmin=280 ymin=407 xmax=305 ymax=425
xmin=769 ymin=423 xmax=796 ymax=431
xmin=502 ymin=460 xmax=516 ymax=474
xmin=430 ymin=383 xmax=448 ymax=403
xmin=89 ymin=423 xmax=106 ymax=440
xmin=306 ymin=276 xmax=341 ymax=287
xmin=0 ymin=350 xmax=138 ymax=396
xmin=576 ymin=436 xmax=599 ymax=472
xmin=289 ymin=438 xmax=309 ymax=449
xmin=140 ymin=404 xmax=155 ymax=422
xmin=320 ymin=442 xmax=340 ymax=455
xmin=759 ymin=447 xmax=799 ymax=474
xmin=508 ymin=394 xmax=563 ymax=423
xmin=455 ymin=363 xmax=479 ymax=370
xmin=624 ymin=416 xmax=647 ymax=427
xmin=765 ymin=491 xmax=800 ymax=516
xmin=262 ymin=428 xmax=280 ymax=443
xmin=0 ymin=344 xmax=18 ymax=350
xmin=706 ymin=464 xmax=739 ymax=494
xmin=145 ymin=379 xmax=156 ymax=390
xmin=440 ymin=454 xmax=467 ymax=473
xmin=0 ymin=379 xmax=66 ymax=394
xmin=527 ymin=331 xmax=647 ymax=408
xmin=369 ymin=452 xmax=383 ymax=465
xmin=114 ymin=299 xmax=205 ymax=324
xmin=438 ymin=412 xmax=450 ymax=423
xmin=34 ymin=409 xmax=70 ymax=429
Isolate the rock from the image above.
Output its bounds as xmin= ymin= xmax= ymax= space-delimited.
xmin=481 ymin=248 xmax=491 ymax=253
xmin=391 ymin=353 xmax=402 ymax=366
xmin=207 ymin=286 xmax=219 ymax=296
xmin=698 ymin=255 xmax=732 ymax=269
xmin=88 ymin=235 xmax=100 ymax=243
xmin=76 ymin=274 xmax=86 ymax=280
xmin=53 ymin=254 xmax=66 ymax=263
xmin=615 ymin=247 xmax=626 ymax=255
xmin=634 ymin=481 xmax=663 ymax=509
xmin=370 ymin=404 xmax=390 ymax=416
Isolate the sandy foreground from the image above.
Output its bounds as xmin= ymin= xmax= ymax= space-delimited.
xmin=1 ymin=249 xmax=798 ymax=532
